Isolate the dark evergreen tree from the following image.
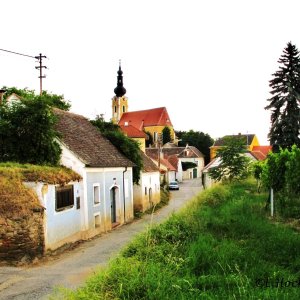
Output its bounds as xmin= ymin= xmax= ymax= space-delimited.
xmin=265 ymin=42 xmax=300 ymax=148
xmin=162 ymin=126 xmax=172 ymax=145
xmin=176 ymin=130 xmax=214 ymax=165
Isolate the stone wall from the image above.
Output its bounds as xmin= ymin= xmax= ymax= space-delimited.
xmin=0 ymin=208 xmax=44 ymax=264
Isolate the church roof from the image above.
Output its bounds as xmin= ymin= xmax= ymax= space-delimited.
xmin=119 ymin=124 xmax=147 ymax=138
xmin=119 ymin=107 xmax=173 ymax=130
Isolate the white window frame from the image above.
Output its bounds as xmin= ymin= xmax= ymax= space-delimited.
xmin=93 ymin=183 xmax=100 ymax=206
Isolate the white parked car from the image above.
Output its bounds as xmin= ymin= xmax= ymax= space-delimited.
xmin=168 ymin=181 xmax=179 ymax=190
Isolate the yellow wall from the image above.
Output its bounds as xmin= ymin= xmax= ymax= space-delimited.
xmin=133 ymin=137 xmax=146 ymax=152
xmin=111 ymin=96 xmax=128 ymax=124
xmin=144 ymin=125 xmax=175 ymax=145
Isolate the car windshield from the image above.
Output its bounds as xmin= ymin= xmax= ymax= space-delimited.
xmin=170 ymin=182 xmax=177 ymax=185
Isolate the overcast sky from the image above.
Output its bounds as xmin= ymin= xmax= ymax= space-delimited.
xmin=1 ymin=0 xmax=300 ymax=145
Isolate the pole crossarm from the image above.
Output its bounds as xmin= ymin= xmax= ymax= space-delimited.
xmin=0 ymin=48 xmax=47 ymax=95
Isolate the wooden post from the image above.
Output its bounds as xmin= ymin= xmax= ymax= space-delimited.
xmin=270 ymin=188 xmax=274 ymax=217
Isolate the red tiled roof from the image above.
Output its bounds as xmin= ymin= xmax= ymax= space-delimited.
xmin=250 ymin=151 xmax=266 ymax=161
xmin=158 ymin=157 xmax=176 ymax=171
xmin=118 ymin=107 xmax=173 ymax=130
xmin=119 ymin=125 xmax=147 ymax=138
xmin=252 ymin=146 xmax=272 ymax=156
xmin=146 ymin=146 xmax=204 ymax=158
xmin=167 ymin=154 xmax=179 ymax=171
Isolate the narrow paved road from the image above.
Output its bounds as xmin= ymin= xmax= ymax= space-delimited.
xmin=0 ymin=178 xmax=202 ymax=300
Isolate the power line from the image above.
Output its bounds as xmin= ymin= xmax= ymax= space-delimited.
xmin=0 ymin=48 xmax=35 ymax=59
xmin=0 ymin=48 xmax=47 ymax=95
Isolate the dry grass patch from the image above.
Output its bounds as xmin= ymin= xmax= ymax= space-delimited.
xmin=0 ymin=163 xmax=82 ymax=218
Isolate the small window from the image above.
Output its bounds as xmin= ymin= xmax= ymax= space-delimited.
xmin=76 ymin=196 xmax=80 ymax=209
xmin=122 ymin=106 xmax=125 ymax=112
xmin=145 ymin=187 xmax=147 ymax=195
xmin=93 ymin=184 xmax=100 ymax=204
xmin=95 ymin=214 xmax=101 ymax=228
xmin=56 ymin=185 xmax=74 ymax=211
xmin=114 ymin=106 xmax=117 ymax=113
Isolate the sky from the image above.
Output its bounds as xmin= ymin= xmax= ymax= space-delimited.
xmin=1 ymin=0 xmax=300 ymax=145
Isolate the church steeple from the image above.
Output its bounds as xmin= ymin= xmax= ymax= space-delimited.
xmin=114 ymin=60 xmax=126 ymax=97
xmin=111 ymin=60 xmax=128 ymax=124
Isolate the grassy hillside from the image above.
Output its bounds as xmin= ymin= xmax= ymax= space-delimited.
xmin=53 ymin=179 xmax=300 ymax=299
xmin=0 ymin=163 xmax=81 ymax=218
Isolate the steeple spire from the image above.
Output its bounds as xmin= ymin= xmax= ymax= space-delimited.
xmin=114 ymin=59 xmax=126 ymax=97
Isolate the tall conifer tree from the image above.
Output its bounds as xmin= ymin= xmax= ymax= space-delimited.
xmin=265 ymin=42 xmax=300 ymax=148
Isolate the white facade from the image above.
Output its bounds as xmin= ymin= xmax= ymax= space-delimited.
xmin=133 ymin=171 xmax=160 ymax=212
xmin=25 ymin=142 xmax=134 ymax=251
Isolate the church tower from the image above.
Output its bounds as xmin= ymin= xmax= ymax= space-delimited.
xmin=112 ymin=60 xmax=128 ymax=124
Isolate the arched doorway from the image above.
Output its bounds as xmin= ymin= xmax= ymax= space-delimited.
xmin=110 ymin=186 xmax=118 ymax=223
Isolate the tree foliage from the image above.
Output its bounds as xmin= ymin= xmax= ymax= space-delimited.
xmin=265 ymin=42 xmax=300 ymax=148
xmin=181 ymin=161 xmax=197 ymax=171
xmin=1 ymin=86 xmax=71 ymax=111
xmin=176 ymin=130 xmax=213 ymax=165
xmin=260 ymin=146 xmax=300 ymax=217
xmin=0 ymin=97 xmax=61 ymax=165
xmin=91 ymin=115 xmax=143 ymax=184
xmin=209 ymin=136 xmax=251 ymax=182
xmin=162 ymin=126 xmax=172 ymax=145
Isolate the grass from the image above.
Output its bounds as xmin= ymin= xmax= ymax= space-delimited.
xmin=0 ymin=162 xmax=81 ymax=218
xmin=51 ymin=179 xmax=300 ymax=299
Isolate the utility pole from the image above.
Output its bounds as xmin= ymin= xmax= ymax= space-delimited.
xmin=35 ymin=53 xmax=47 ymax=95
xmin=0 ymin=49 xmax=47 ymax=95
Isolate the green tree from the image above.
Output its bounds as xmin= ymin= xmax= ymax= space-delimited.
xmin=176 ymin=130 xmax=214 ymax=165
xmin=209 ymin=136 xmax=250 ymax=182
xmin=162 ymin=126 xmax=172 ymax=145
xmin=0 ymin=97 xmax=61 ymax=165
xmin=265 ymin=42 xmax=300 ymax=148
xmin=261 ymin=147 xmax=300 ymax=217
xmin=1 ymin=86 xmax=71 ymax=111
xmin=91 ymin=115 xmax=143 ymax=184
xmin=144 ymin=131 xmax=153 ymax=147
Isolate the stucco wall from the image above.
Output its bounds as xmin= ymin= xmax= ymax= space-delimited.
xmin=26 ymin=181 xmax=84 ymax=251
xmin=133 ymin=171 xmax=160 ymax=212
xmin=85 ymin=167 xmax=134 ymax=233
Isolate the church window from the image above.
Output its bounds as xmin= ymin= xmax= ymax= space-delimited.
xmin=114 ymin=106 xmax=117 ymax=113
xmin=122 ymin=106 xmax=125 ymax=112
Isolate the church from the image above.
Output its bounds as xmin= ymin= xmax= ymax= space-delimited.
xmin=111 ymin=62 xmax=176 ymax=146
